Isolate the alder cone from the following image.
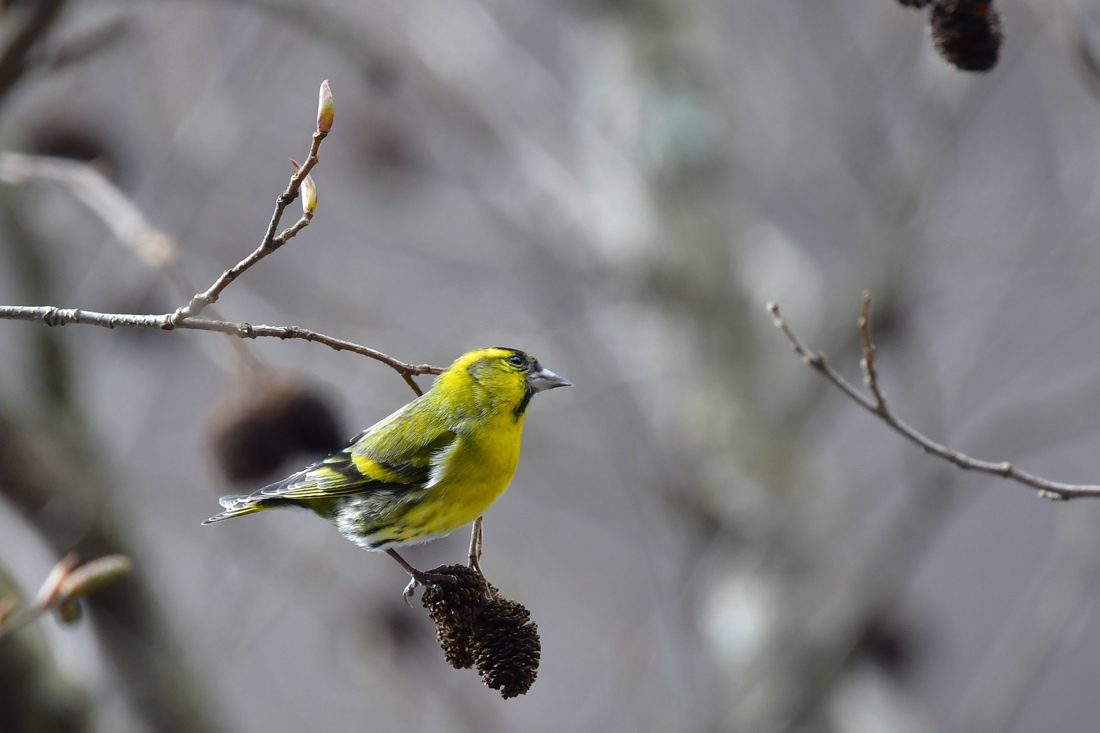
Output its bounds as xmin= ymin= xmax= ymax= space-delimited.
xmin=931 ymin=0 xmax=1004 ymax=72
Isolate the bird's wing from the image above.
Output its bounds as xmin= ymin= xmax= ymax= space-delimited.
xmin=255 ymin=404 xmax=458 ymax=502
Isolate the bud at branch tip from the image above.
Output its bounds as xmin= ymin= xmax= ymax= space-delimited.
xmin=317 ymin=80 xmax=334 ymax=133
xmin=59 ymin=555 xmax=133 ymax=600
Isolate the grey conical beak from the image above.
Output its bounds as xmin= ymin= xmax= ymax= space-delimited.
xmin=530 ymin=366 xmax=572 ymax=392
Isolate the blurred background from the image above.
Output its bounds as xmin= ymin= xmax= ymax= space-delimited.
xmin=1 ymin=0 xmax=1100 ymax=730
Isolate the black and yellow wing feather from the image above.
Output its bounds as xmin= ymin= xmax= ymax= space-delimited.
xmin=203 ymin=396 xmax=460 ymax=524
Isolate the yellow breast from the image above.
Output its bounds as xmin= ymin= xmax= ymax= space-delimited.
xmin=405 ymin=413 xmax=525 ymax=534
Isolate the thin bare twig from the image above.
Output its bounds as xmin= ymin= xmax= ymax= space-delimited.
xmin=768 ymin=292 xmax=1100 ymax=500
xmin=168 ymin=130 xmax=326 ymax=325
xmin=856 ymin=294 xmax=885 ymax=407
xmin=468 ymin=516 xmax=483 ymax=573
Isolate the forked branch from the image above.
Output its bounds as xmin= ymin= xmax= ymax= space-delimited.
xmin=0 ymin=81 xmax=442 ymax=396
xmin=768 ymin=292 xmax=1100 ymax=500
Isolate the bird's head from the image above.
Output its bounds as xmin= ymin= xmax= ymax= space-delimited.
xmin=440 ymin=347 xmax=571 ymax=420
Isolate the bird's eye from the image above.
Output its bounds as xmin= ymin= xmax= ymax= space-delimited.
xmin=507 ymin=354 xmax=525 ymax=367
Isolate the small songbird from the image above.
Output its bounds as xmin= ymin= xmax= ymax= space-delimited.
xmin=204 ymin=347 xmax=570 ymax=593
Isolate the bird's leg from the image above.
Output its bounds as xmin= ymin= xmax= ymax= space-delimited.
xmin=467 ymin=516 xmax=483 ymax=573
xmin=385 ymin=548 xmax=456 ymax=602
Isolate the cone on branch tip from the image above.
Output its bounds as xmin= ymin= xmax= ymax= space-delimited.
xmin=471 ymin=597 xmax=540 ymax=699
xmin=421 ymin=564 xmax=493 ymax=669
xmin=420 ymin=564 xmax=540 ymax=698
xmin=317 ymin=80 xmax=334 ymax=134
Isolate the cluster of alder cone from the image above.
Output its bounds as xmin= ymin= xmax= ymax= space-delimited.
xmin=899 ymin=0 xmax=1004 ymax=72
xmin=422 ymin=565 xmax=541 ymax=699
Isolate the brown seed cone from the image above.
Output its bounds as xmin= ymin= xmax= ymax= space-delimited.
xmin=208 ymin=376 xmax=343 ymax=482
xmin=420 ymin=565 xmax=496 ymax=669
xmin=470 ymin=598 xmax=541 ymax=699
xmin=931 ymin=0 xmax=1004 ymax=72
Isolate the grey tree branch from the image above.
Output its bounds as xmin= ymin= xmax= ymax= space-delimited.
xmin=768 ymin=292 xmax=1100 ymax=500
xmin=0 ymin=305 xmax=441 ymax=393
xmin=0 ymin=151 xmax=178 ymax=267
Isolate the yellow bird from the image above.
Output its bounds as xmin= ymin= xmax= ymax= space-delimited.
xmin=204 ymin=347 xmax=570 ymax=592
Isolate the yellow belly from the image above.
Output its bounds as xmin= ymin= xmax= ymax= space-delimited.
xmin=404 ymin=425 xmax=522 ymax=536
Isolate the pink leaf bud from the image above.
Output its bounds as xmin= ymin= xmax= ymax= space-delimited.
xmin=301 ymin=173 xmax=317 ymax=214
xmin=34 ymin=552 xmax=79 ymax=609
xmin=317 ymin=80 xmax=334 ymax=133
xmin=59 ymin=555 xmax=133 ymax=600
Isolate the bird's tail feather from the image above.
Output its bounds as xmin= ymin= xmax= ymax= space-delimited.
xmin=202 ymin=494 xmax=266 ymax=525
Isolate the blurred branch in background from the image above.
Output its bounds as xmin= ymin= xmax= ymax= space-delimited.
xmin=0 ymin=559 xmax=90 ymax=733
xmin=769 ymin=294 xmax=1100 ymax=500
xmin=0 ymin=551 xmax=132 ymax=641
xmin=0 ymin=0 xmax=68 ymax=99
xmin=0 ymin=151 xmax=179 ymax=269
